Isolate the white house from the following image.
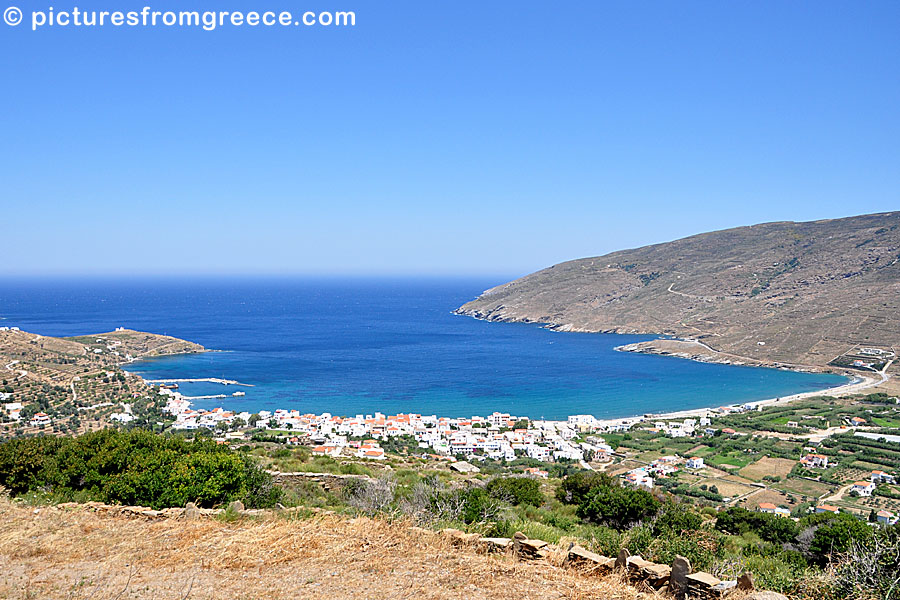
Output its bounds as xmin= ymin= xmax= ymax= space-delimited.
xmin=757 ymin=502 xmax=777 ymax=514
xmin=3 ymin=402 xmax=22 ymax=421
xmin=877 ymin=510 xmax=898 ymax=525
xmin=686 ymin=457 xmax=704 ymax=470
xmin=801 ymin=454 xmax=829 ymax=469
xmin=526 ymin=445 xmax=551 ymax=462
xmin=871 ymin=470 xmax=897 ymax=485
xmin=29 ymin=412 xmax=51 ymax=427
xmin=850 ymin=481 xmax=876 ymax=497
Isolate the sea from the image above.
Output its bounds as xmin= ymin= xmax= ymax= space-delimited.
xmin=0 ymin=277 xmax=848 ymax=420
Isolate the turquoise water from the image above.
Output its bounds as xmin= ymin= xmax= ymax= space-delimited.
xmin=0 ymin=278 xmax=848 ymax=420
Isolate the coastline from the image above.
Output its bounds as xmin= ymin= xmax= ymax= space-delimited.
xmin=622 ymin=372 xmax=879 ymax=424
xmin=130 ymin=361 xmax=882 ymax=429
xmin=120 ymin=319 xmax=889 ymax=427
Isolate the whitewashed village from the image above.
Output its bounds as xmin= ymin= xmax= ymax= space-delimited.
xmin=156 ymin=384 xmax=900 ymax=527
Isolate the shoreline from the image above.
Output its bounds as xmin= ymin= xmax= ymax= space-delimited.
xmin=625 ymin=373 xmax=879 ymax=424
xmin=125 ymin=321 xmax=891 ymax=426
xmin=130 ymin=367 xmax=883 ymax=429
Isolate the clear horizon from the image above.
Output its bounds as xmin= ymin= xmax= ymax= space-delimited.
xmin=2 ymin=1 xmax=898 ymax=277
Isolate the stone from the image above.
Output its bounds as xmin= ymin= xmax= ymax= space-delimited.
xmin=745 ymin=593 xmax=789 ymax=600
xmin=480 ymin=537 xmax=511 ymax=551
xmin=615 ymin=548 xmax=629 ymax=569
xmin=519 ymin=539 xmax=548 ymax=551
xmin=686 ymin=571 xmax=722 ymax=588
xmin=642 ymin=562 xmax=671 ymax=588
xmin=227 ymin=500 xmax=245 ymax=513
xmin=670 ymin=555 xmax=691 ymax=595
xmin=714 ymin=580 xmax=737 ymax=591
xmin=737 ymin=572 xmax=755 ymax=591
xmin=643 ymin=563 xmax=671 ymax=578
xmin=183 ymin=502 xmax=201 ymax=519
xmin=568 ymin=545 xmax=605 ymax=565
xmin=513 ymin=531 xmax=528 ymax=540
xmin=627 ymin=556 xmax=653 ymax=569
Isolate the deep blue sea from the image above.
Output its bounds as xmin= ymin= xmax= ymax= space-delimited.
xmin=0 ymin=278 xmax=848 ymax=420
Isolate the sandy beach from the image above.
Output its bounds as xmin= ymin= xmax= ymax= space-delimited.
xmin=601 ymin=362 xmax=892 ymax=426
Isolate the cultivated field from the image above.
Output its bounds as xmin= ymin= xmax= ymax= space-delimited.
xmin=738 ymin=457 xmax=797 ymax=482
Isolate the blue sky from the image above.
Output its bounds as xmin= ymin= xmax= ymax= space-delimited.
xmin=1 ymin=1 xmax=898 ymax=277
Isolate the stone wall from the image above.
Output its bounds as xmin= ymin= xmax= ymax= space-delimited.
xmin=438 ymin=528 xmax=771 ymax=600
xmin=266 ymin=470 xmax=374 ymax=493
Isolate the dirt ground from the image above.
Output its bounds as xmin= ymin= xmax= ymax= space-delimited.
xmin=738 ymin=457 xmax=798 ymax=482
xmin=0 ymin=500 xmax=650 ymax=600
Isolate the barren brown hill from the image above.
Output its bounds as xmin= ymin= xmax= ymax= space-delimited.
xmin=456 ymin=212 xmax=900 ymax=369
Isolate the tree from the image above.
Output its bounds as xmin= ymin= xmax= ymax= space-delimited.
xmin=578 ymin=485 xmax=660 ymax=529
xmin=0 ymin=429 xmax=282 ymax=510
xmin=556 ymin=471 xmax=615 ymax=505
xmin=807 ymin=514 xmax=873 ymax=565
xmin=716 ymin=506 xmax=799 ymax=544
xmin=652 ymin=502 xmax=703 ymax=535
xmin=486 ymin=477 xmax=543 ymax=506
xmin=248 ymin=413 xmax=260 ymax=427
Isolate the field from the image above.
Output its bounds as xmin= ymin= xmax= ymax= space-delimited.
xmin=738 ymin=488 xmax=794 ymax=511
xmin=738 ymin=457 xmax=797 ymax=482
xmin=773 ymin=478 xmax=834 ymax=500
xmin=693 ymin=477 xmax=757 ymax=500
xmin=0 ymin=499 xmax=648 ymax=600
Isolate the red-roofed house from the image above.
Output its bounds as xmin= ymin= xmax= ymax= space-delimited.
xmin=851 ymin=481 xmax=876 ymax=497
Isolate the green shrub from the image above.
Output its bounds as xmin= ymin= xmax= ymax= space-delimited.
xmin=716 ymin=506 xmax=799 ymax=544
xmin=649 ymin=528 xmax=723 ymax=571
xmin=652 ymin=501 xmax=704 ymax=535
xmin=556 ymin=471 xmax=616 ymax=505
xmin=806 ymin=513 xmax=873 ymax=566
xmin=456 ymin=487 xmax=505 ymax=524
xmin=486 ymin=477 xmax=543 ymax=506
xmin=577 ymin=485 xmax=660 ymax=529
xmin=0 ymin=430 xmax=281 ymax=510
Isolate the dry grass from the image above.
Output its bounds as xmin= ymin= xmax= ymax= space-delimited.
xmin=738 ymin=457 xmax=797 ymax=482
xmin=0 ymin=499 xmax=652 ymax=600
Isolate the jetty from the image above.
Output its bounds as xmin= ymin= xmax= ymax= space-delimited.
xmin=141 ymin=378 xmax=253 ymax=387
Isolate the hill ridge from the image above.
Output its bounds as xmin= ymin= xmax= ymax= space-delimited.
xmin=456 ymin=212 xmax=900 ymax=368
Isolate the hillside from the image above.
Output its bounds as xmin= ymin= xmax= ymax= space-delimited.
xmin=0 ymin=499 xmax=650 ymax=600
xmin=0 ymin=328 xmax=204 ymax=434
xmin=456 ymin=212 xmax=900 ymax=369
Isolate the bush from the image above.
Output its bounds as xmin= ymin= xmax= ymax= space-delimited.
xmin=577 ymin=485 xmax=660 ymax=529
xmin=805 ymin=513 xmax=873 ymax=566
xmin=457 ymin=488 xmax=506 ymax=524
xmin=650 ymin=528 xmax=724 ymax=571
xmin=829 ymin=525 xmax=900 ymax=599
xmin=556 ymin=471 xmax=615 ymax=505
xmin=486 ymin=477 xmax=543 ymax=507
xmin=716 ymin=506 xmax=799 ymax=544
xmin=0 ymin=430 xmax=281 ymax=509
xmin=652 ymin=501 xmax=704 ymax=535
